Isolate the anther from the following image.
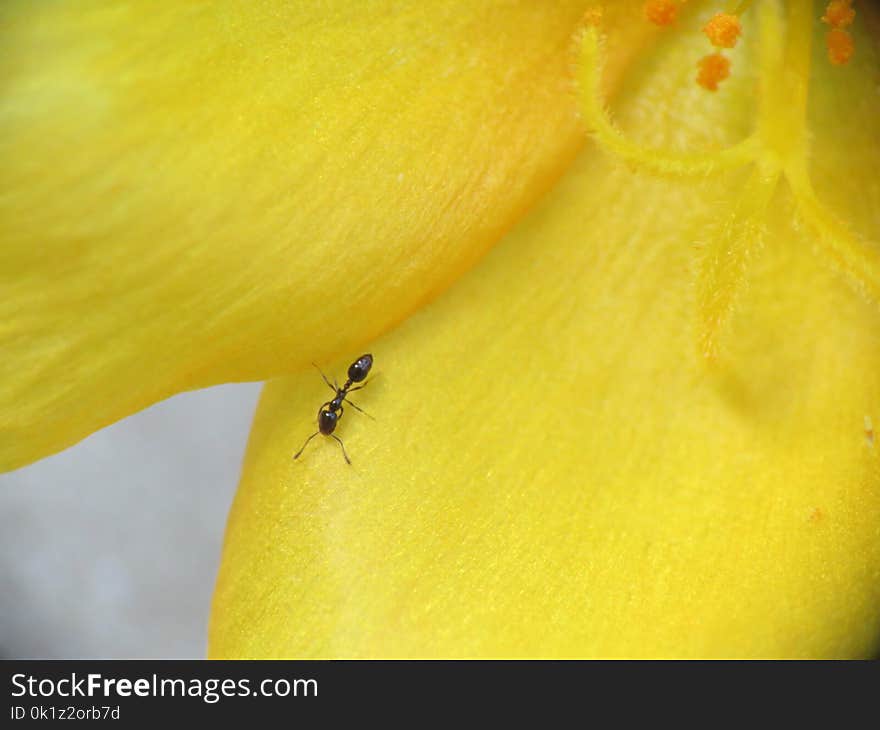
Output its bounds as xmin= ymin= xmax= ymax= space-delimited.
xmin=696 ymin=52 xmax=731 ymax=91
xmin=822 ymin=0 xmax=856 ymax=29
xmin=822 ymin=0 xmax=856 ymax=66
xmin=644 ymin=0 xmax=678 ymax=27
xmin=703 ymin=13 xmax=742 ymax=49
xmin=826 ymin=27 xmax=855 ymax=65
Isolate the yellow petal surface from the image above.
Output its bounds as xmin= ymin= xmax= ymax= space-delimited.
xmin=210 ymin=5 xmax=880 ymax=657
xmin=1 ymin=0 xmax=614 ymax=471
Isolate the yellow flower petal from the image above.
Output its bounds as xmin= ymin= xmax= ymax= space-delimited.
xmin=210 ymin=4 xmax=880 ymax=657
xmin=1 ymin=0 xmax=604 ymax=471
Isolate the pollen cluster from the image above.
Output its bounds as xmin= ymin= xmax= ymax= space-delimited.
xmin=703 ymin=12 xmax=742 ymax=48
xmin=822 ymin=0 xmax=856 ymax=28
xmin=697 ymin=10 xmax=745 ymax=91
xmin=643 ymin=0 xmax=679 ymax=27
xmin=822 ymin=1 xmax=856 ymax=65
xmin=575 ymin=0 xmax=879 ymax=360
xmin=582 ymin=5 xmax=603 ymax=28
xmin=638 ymin=1 xmax=859 ymax=90
xmin=696 ymin=52 xmax=731 ymax=91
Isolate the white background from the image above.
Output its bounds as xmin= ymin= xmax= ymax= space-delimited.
xmin=0 ymin=383 xmax=262 ymax=658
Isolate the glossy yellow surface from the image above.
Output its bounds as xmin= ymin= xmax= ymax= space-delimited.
xmin=210 ymin=2 xmax=880 ymax=656
xmin=3 ymin=0 xmax=878 ymax=658
xmin=1 ymin=0 xmax=593 ymax=470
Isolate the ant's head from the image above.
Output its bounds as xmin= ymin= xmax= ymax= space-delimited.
xmin=347 ymin=353 xmax=373 ymax=383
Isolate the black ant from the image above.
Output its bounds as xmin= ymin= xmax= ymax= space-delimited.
xmin=293 ymin=353 xmax=374 ymax=464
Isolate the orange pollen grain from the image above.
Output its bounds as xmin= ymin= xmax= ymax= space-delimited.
xmin=822 ymin=0 xmax=856 ymax=29
xmin=696 ymin=52 xmax=731 ymax=91
xmin=826 ymin=28 xmax=855 ymax=65
xmin=644 ymin=0 xmax=678 ymax=26
xmin=703 ymin=12 xmax=742 ymax=48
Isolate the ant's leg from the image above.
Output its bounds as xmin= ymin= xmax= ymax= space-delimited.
xmin=293 ymin=431 xmax=319 ymax=460
xmin=312 ymin=362 xmax=336 ymax=393
xmin=331 ymin=434 xmax=351 ymax=464
xmin=343 ymin=397 xmax=375 ymax=420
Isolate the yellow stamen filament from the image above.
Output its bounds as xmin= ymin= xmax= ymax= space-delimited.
xmin=576 ymin=0 xmax=880 ymax=358
xmin=576 ymin=27 xmax=758 ymax=177
xmin=761 ymin=0 xmax=809 ymax=166
xmin=788 ymin=165 xmax=880 ymax=307
xmin=697 ymin=165 xmax=780 ymax=360
xmin=781 ymin=0 xmax=879 ymax=307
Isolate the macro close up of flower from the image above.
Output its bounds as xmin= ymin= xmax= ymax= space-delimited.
xmin=2 ymin=0 xmax=879 ymax=658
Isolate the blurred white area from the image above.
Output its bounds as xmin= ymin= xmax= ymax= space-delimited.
xmin=0 ymin=382 xmax=262 ymax=658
